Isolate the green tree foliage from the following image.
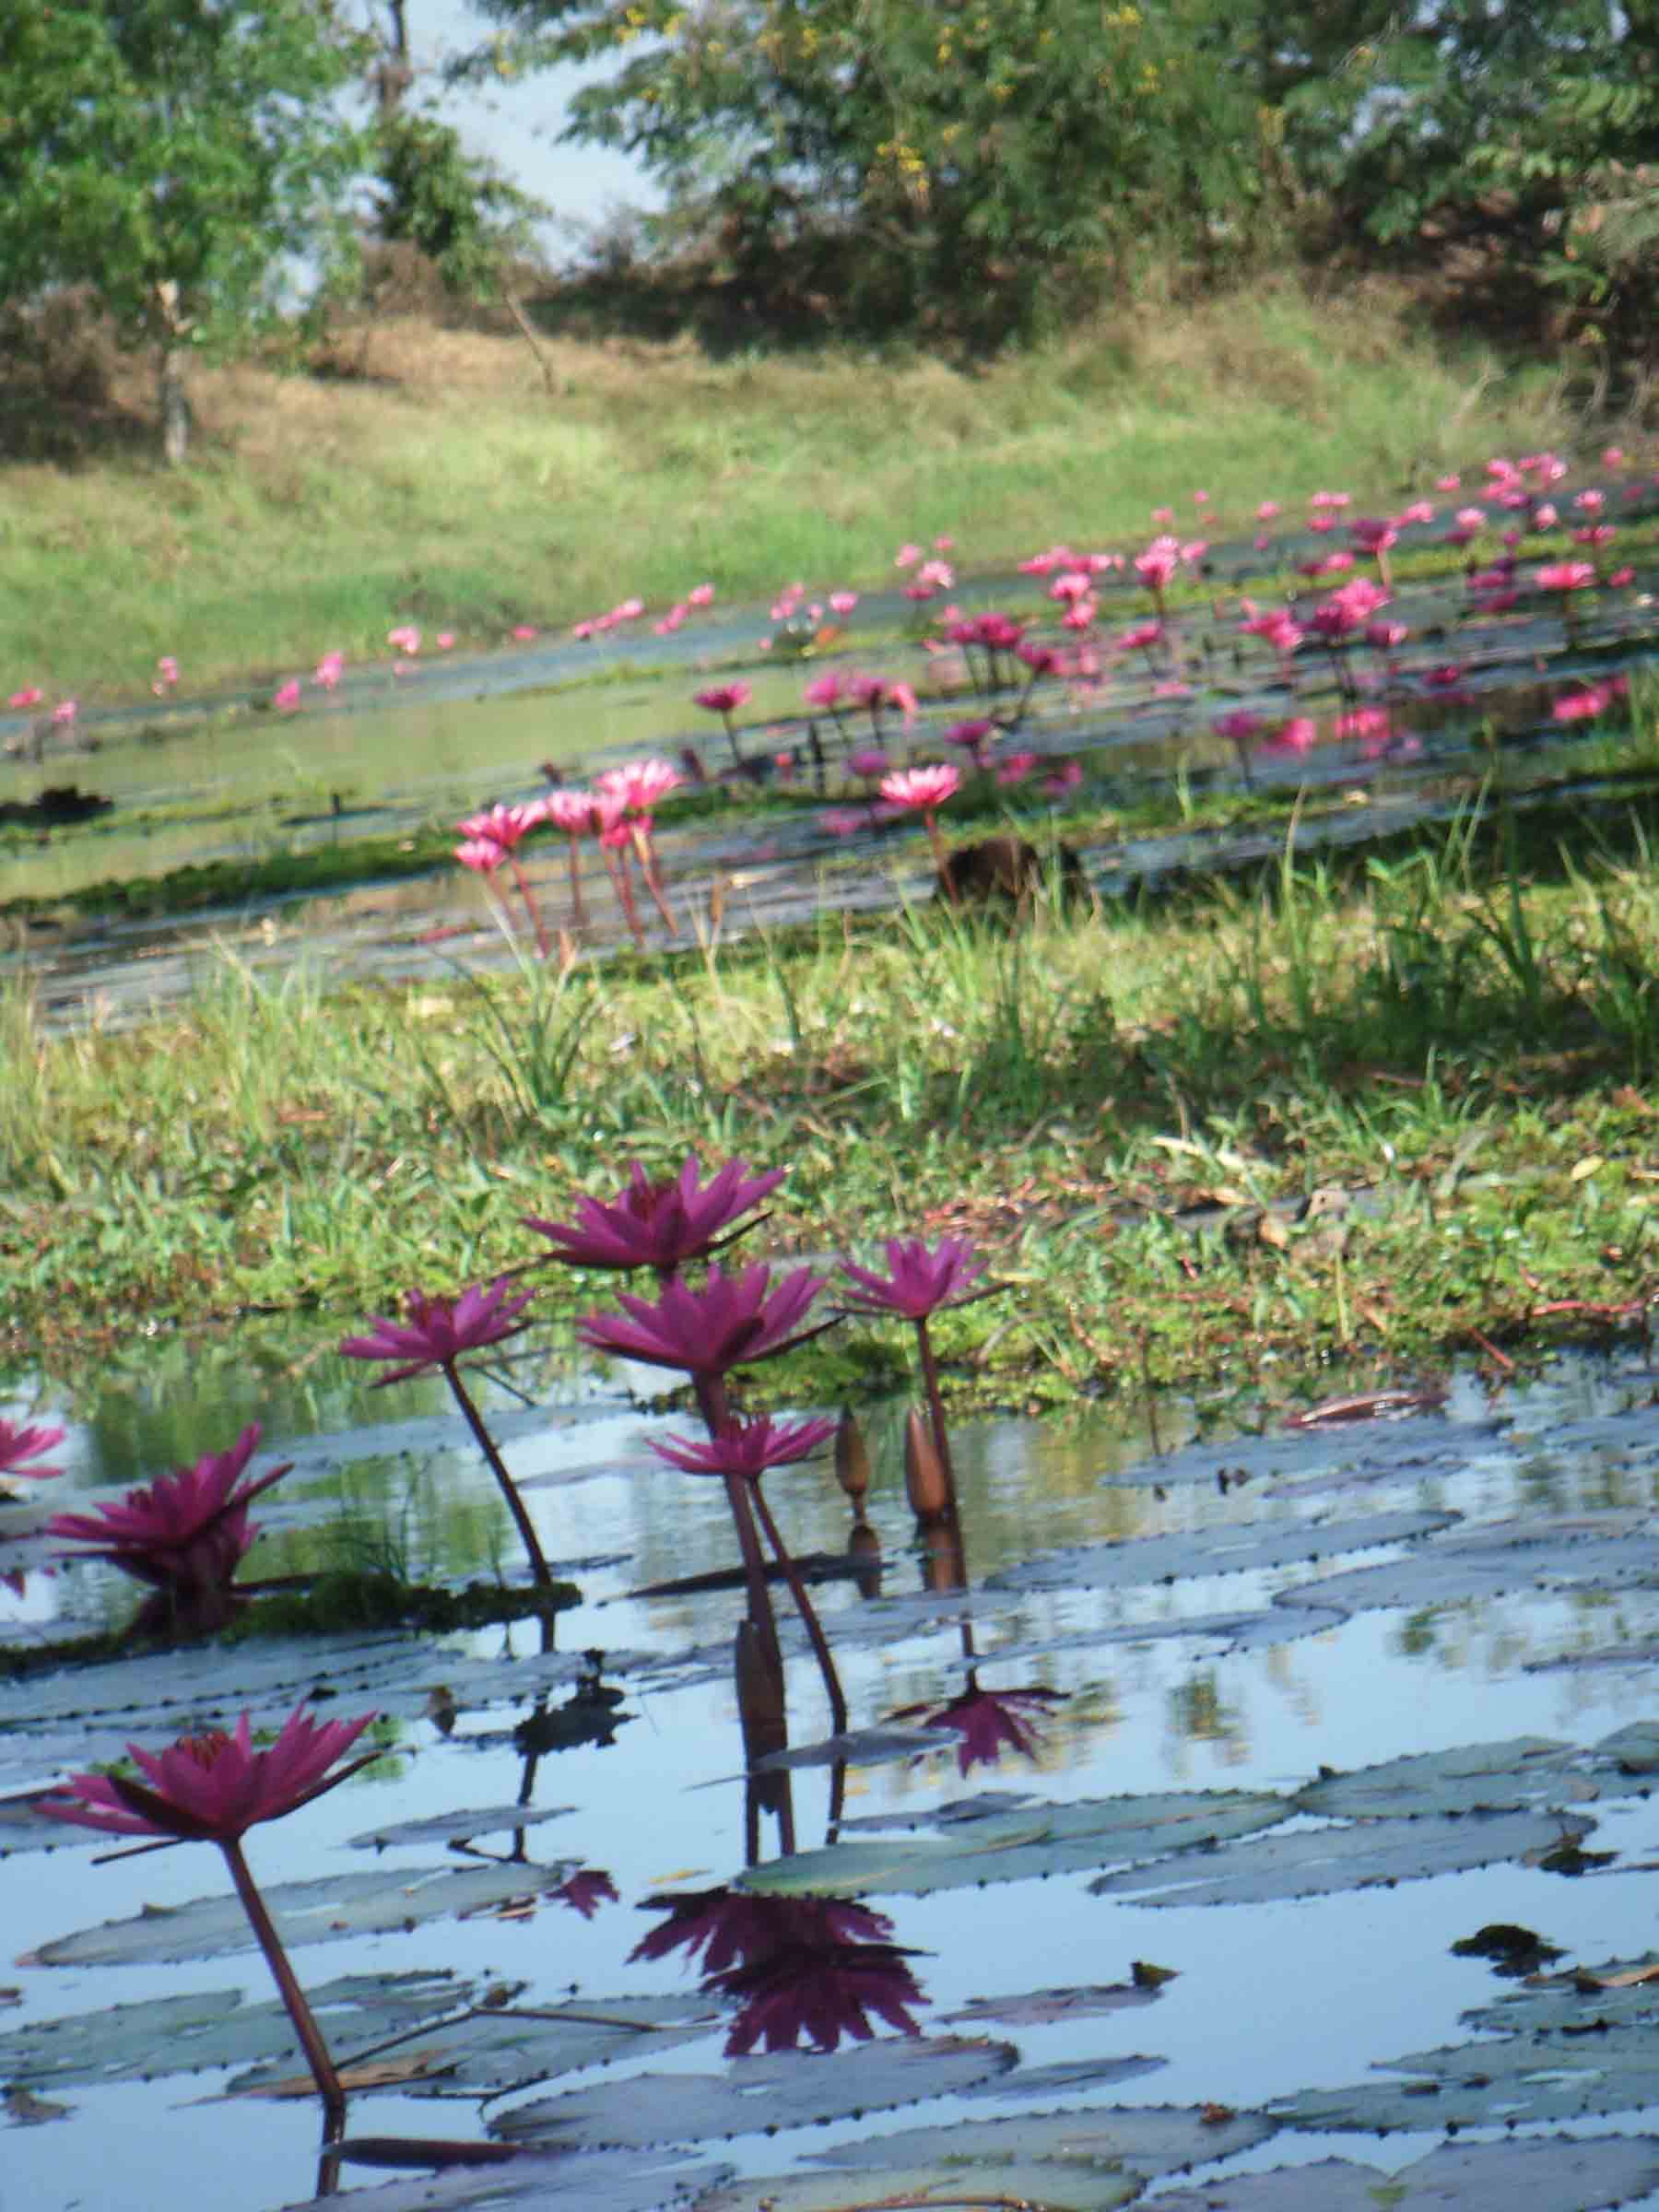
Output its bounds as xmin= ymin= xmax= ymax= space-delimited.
xmin=0 ymin=1 xmax=367 ymax=461
xmin=372 ymin=109 xmax=547 ymax=298
xmin=1260 ymin=4 xmax=1659 ymax=360
xmin=461 ymin=0 xmax=1283 ymax=340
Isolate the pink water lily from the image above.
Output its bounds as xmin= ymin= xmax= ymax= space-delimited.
xmin=341 ymin=1278 xmax=535 ymax=1387
xmin=651 ymin=1413 xmax=838 ymax=1480
xmin=41 ymin=1702 xmax=379 ymax=1845
xmin=47 ymin=1424 xmax=290 ymax=1627
xmin=342 ymin=1279 xmax=555 ymax=1593
xmin=879 ymin=764 xmax=959 ymax=815
xmin=41 ymin=1702 xmax=382 ymax=2129
xmin=0 ymin=1417 xmax=65 ymax=1485
xmin=579 ymin=1264 xmax=824 ymax=1382
xmin=527 ymin=1156 xmax=785 ymax=1276
xmin=7 ymin=685 xmax=43 ymax=709
xmin=840 ymin=1236 xmax=988 ymax=1321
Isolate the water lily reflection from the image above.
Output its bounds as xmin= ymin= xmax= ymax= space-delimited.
xmin=630 ymin=1888 xmax=926 ymax=2055
xmin=893 ymin=1677 xmax=1069 ymax=1778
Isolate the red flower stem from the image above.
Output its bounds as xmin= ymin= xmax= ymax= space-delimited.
xmin=221 ymin=1839 xmax=346 ymax=2132
xmin=913 ymin=1315 xmax=959 ymax=1512
xmin=602 ymin=841 xmax=645 ymax=947
xmin=632 ymin=823 xmax=679 ymax=935
xmin=507 ymin=854 xmax=550 ymax=961
xmin=564 ymin=832 xmax=588 ymax=931
xmin=695 ymin=1376 xmax=784 ymax=1682
xmin=924 ymin=811 xmax=956 ymax=901
xmin=441 ymin=1362 xmax=557 ymax=1595
xmin=749 ymin=1477 xmax=848 ymax=1736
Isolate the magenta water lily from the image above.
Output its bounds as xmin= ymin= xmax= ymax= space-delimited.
xmin=47 ymin=1422 xmax=291 ymax=1635
xmin=0 ymin=1417 xmax=65 ymax=1487
xmin=41 ymin=1703 xmax=381 ymax=2132
xmin=341 ymin=1278 xmax=556 ymax=1595
xmin=526 ymin=1155 xmax=785 ymax=1276
xmin=578 ymin=1262 xmax=825 ymax=1383
xmin=340 ymin=1277 xmax=535 ymax=1387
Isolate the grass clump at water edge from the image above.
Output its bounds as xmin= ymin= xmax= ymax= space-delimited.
xmin=4 ymin=795 xmax=1658 ymax=1403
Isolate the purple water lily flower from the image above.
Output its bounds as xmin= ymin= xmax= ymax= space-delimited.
xmin=650 ymin=1413 xmax=837 ymax=1480
xmin=578 ymin=1264 xmax=824 ymax=1382
xmin=340 ymin=1277 xmax=535 ymax=1386
xmin=839 ymin=1236 xmax=988 ymax=1320
xmin=525 ymin=1156 xmax=785 ymax=1275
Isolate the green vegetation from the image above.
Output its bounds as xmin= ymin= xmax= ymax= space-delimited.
xmin=6 ymin=774 xmax=1658 ymax=1403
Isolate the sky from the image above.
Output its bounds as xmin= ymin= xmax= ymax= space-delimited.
xmin=379 ymin=0 xmax=662 ymax=260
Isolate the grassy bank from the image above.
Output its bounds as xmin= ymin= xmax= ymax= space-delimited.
xmin=1 ymin=276 xmax=1574 ymax=703
xmin=5 ymin=786 xmax=1656 ymax=1402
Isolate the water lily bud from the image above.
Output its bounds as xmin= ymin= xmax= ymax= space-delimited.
xmin=904 ymin=1407 xmax=950 ymax=1523
xmin=834 ymin=1407 xmax=871 ymax=1503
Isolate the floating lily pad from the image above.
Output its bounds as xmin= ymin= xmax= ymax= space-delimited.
xmin=1291 ymin=1736 xmax=1582 ymax=1819
xmin=985 ymin=1510 xmax=1459 ymax=1594
xmin=1151 ymin=2136 xmax=1659 ymax=2211
xmin=491 ymin=2035 xmax=1018 ymax=2149
xmin=0 ymin=1971 xmax=476 ymax=2088
xmin=737 ymin=1791 xmax=1289 ymax=1900
xmin=29 ymin=1860 xmax=584 ymax=1967
xmin=795 ymin=2104 xmax=1277 ymax=2183
xmin=957 ymin=2052 xmax=1167 ymax=2098
xmin=1277 ymin=1519 xmax=1659 ymax=1620
xmin=233 ymin=1994 xmax=720 ymax=2100
xmin=347 ymin=1805 xmax=577 ymax=1851
xmin=944 ymin=1982 xmax=1166 ymax=2026
xmin=1094 ymin=1412 xmax=1500 ymax=1492
xmin=1594 ymin=1720 xmax=1659 ymax=1775
xmin=1089 ymin=1809 xmax=1596 ymax=1908
xmin=278 ymin=2144 xmax=726 ymax=2210
xmin=749 ymin=1726 xmax=943 ymax=1772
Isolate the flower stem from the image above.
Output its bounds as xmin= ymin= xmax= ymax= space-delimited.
xmin=442 ymin=1363 xmax=558 ymax=1595
xmin=695 ymin=1376 xmax=784 ymax=1682
xmin=749 ymin=1477 xmax=848 ymax=1736
xmin=508 ymin=855 xmax=550 ymax=961
xmin=221 ymin=1839 xmax=345 ymax=2132
xmin=632 ymin=823 xmax=679 ymax=936
xmin=564 ymin=831 xmax=588 ymax=931
xmin=913 ymin=1314 xmax=959 ymax=1513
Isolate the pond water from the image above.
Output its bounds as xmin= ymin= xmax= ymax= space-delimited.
xmin=5 ymin=1336 xmax=1659 ymax=2209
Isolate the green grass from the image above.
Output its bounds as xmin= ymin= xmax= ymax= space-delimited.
xmin=0 ymin=274 xmax=1575 ymax=701
xmin=6 ymin=785 xmax=1658 ymax=1406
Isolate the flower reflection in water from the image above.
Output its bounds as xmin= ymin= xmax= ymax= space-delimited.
xmin=631 ymin=1888 xmax=926 ymax=2056
xmin=894 ymin=1678 xmax=1069 ymax=1778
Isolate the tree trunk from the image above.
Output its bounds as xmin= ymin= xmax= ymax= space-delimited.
xmin=158 ymin=338 xmax=191 ymax=467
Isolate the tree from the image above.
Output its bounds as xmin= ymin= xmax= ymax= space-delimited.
xmin=0 ymin=2 xmax=368 ymax=463
xmin=456 ymin=0 xmax=1283 ymax=341
xmin=1256 ymin=3 xmax=1659 ymax=359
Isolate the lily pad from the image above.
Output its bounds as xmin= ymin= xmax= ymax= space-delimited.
xmin=737 ymin=1791 xmax=1289 ymax=1900
xmin=944 ymin=1982 xmax=1166 ymax=2026
xmin=29 ymin=1860 xmax=585 ymax=1967
xmin=1089 ymin=1809 xmax=1597 ymax=1908
xmin=1291 ymin=1736 xmax=1582 ymax=1820
xmin=1094 ymin=1412 xmax=1500 ymax=1492
xmin=232 ymin=1994 xmax=720 ymax=2100
xmin=1276 ymin=1518 xmax=1659 ymax=1620
xmin=278 ymin=2144 xmax=725 ymax=2211
xmin=796 ymin=2104 xmax=1277 ymax=2181
xmin=491 ymin=2035 xmax=1018 ymax=2149
xmin=985 ymin=1509 xmax=1459 ymax=1594
xmin=1151 ymin=2136 xmax=1659 ymax=2211
xmin=0 ymin=1971 xmax=477 ymax=2088
xmin=347 ymin=1805 xmax=577 ymax=1851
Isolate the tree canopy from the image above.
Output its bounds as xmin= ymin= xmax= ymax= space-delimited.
xmin=0 ymin=1 xmax=366 ymax=459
